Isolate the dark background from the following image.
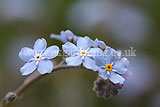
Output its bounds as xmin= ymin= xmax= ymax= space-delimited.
xmin=0 ymin=0 xmax=160 ymax=107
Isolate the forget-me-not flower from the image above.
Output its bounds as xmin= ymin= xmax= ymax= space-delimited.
xmin=19 ymin=38 xmax=59 ymax=75
xmin=62 ymin=37 xmax=103 ymax=71
xmin=50 ymin=30 xmax=79 ymax=43
xmin=95 ymin=48 xmax=128 ymax=84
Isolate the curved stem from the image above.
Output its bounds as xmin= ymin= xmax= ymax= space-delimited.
xmin=1 ymin=64 xmax=90 ymax=107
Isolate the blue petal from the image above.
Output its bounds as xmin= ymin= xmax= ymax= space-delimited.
xmin=109 ymin=72 xmax=125 ymax=84
xmin=121 ymin=57 xmax=129 ymax=67
xmin=77 ymin=37 xmax=90 ymax=50
xmin=42 ymin=46 xmax=59 ymax=59
xmin=94 ymin=38 xmax=107 ymax=48
xmin=83 ymin=56 xmax=98 ymax=71
xmin=19 ymin=47 xmax=34 ymax=62
xmin=84 ymin=36 xmax=95 ymax=47
xmin=50 ymin=34 xmax=66 ymax=43
xmin=95 ymin=56 xmax=105 ymax=67
xmin=20 ymin=61 xmax=37 ymax=75
xmin=37 ymin=59 xmax=53 ymax=74
xmin=98 ymin=68 xmax=108 ymax=80
xmin=66 ymin=55 xmax=82 ymax=66
xmin=61 ymin=30 xmax=74 ymax=37
xmin=113 ymin=60 xmax=128 ymax=74
xmin=60 ymin=30 xmax=79 ymax=43
xmin=88 ymin=48 xmax=103 ymax=58
xmin=34 ymin=38 xmax=47 ymax=54
xmin=51 ymin=30 xmax=79 ymax=43
xmin=104 ymin=48 xmax=121 ymax=64
xmin=62 ymin=42 xmax=79 ymax=56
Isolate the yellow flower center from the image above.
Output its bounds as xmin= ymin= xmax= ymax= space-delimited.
xmin=99 ymin=46 xmax=105 ymax=50
xmin=80 ymin=50 xmax=88 ymax=57
xmin=34 ymin=54 xmax=42 ymax=61
xmin=105 ymin=64 xmax=113 ymax=72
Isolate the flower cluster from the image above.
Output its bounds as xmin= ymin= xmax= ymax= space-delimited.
xmin=19 ymin=30 xmax=130 ymax=99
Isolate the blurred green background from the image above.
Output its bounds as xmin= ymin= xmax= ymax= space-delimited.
xmin=0 ymin=0 xmax=160 ymax=107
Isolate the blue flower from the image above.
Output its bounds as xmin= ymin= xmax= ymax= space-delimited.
xmin=19 ymin=38 xmax=59 ymax=75
xmin=92 ymin=39 xmax=109 ymax=50
xmin=95 ymin=48 xmax=128 ymax=84
xmin=50 ymin=30 xmax=79 ymax=43
xmin=62 ymin=37 xmax=103 ymax=71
